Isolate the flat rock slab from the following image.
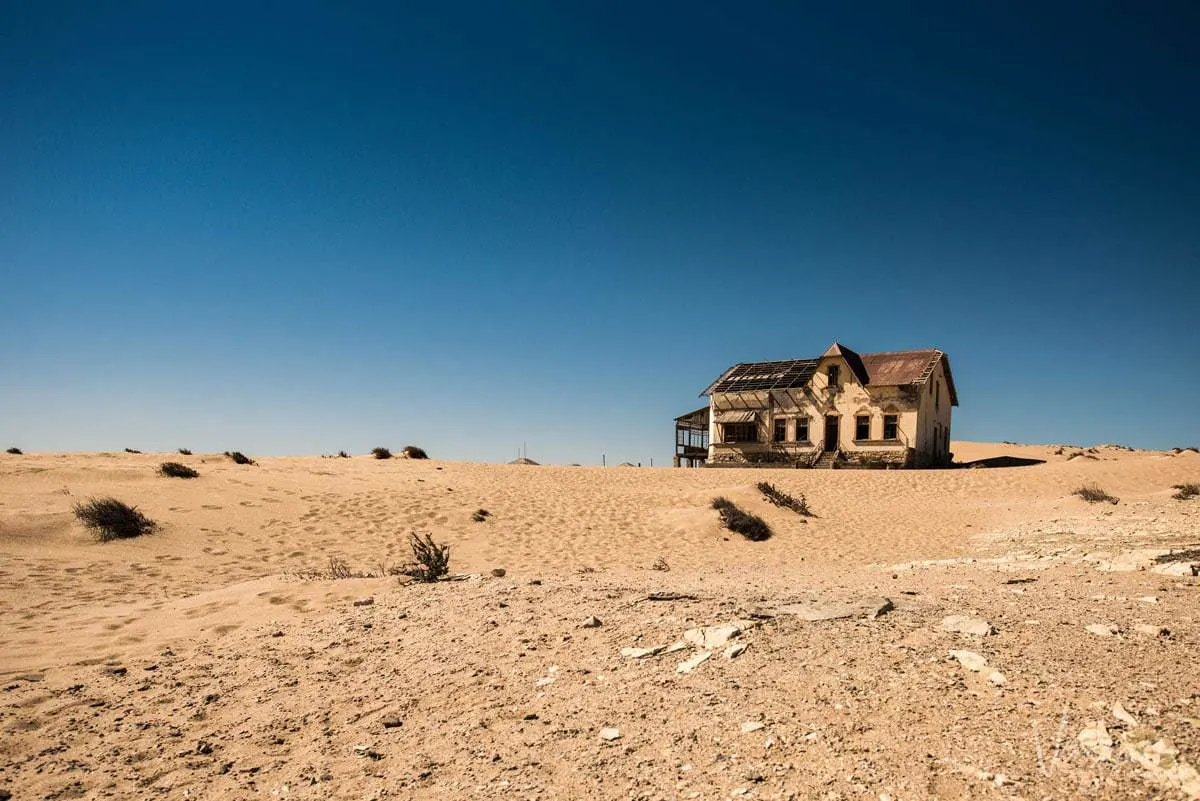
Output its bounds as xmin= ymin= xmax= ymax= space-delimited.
xmin=948 ymin=650 xmax=989 ymax=672
xmin=772 ymin=597 xmax=894 ymax=621
xmin=683 ymin=620 xmax=757 ymax=649
xmin=676 ymin=650 xmax=713 ymax=674
xmin=621 ymin=646 xmax=665 ymax=659
xmin=940 ymin=615 xmax=996 ymax=636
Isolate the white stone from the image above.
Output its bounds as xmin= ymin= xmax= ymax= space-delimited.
xmin=676 ymin=650 xmax=713 ymax=674
xmin=724 ymin=642 xmax=749 ymax=659
xmin=740 ymin=721 xmax=765 ymax=733
xmin=1086 ymin=623 xmax=1120 ymax=637
xmin=987 ymin=670 xmax=1007 ymax=686
xmin=940 ymin=615 xmax=996 ymax=636
xmin=621 ymin=646 xmax=665 ymax=659
xmin=683 ymin=621 xmax=755 ymax=649
xmin=1077 ymin=721 xmax=1114 ymax=761
xmin=599 ymin=727 xmax=621 ymax=741
xmin=773 ymin=597 xmax=893 ymax=621
xmin=1120 ymin=731 xmax=1200 ymax=798
xmin=1112 ymin=702 xmax=1139 ymax=727
xmin=948 ymin=650 xmax=988 ymax=672
xmin=581 ymin=616 xmax=602 ymax=628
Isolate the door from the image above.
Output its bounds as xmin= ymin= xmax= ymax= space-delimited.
xmin=823 ymin=415 xmax=839 ymax=452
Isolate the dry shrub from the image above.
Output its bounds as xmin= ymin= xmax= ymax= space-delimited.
xmin=405 ymin=532 xmax=450 ymax=582
xmin=471 ymin=509 xmax=491 ymax=522
xmin=757 ymin=481 xmax=813 ymax=516
xmin=1172 ymin=483 xmax=1199 ymax=501
xmin=402 ymin=445 xmax=429 ymax=459
xmin=371 ymin=447 xmax=393 ymax=460
xmin=337 ymin=450 xmax=350 ymax=459
xmin=74 ymin=497 xmax=157 ymax=542
xmin=6 ymin=447 xmax=21 ymax=455
xmin=711 ymin=496 xmax=772 ymax=541
xmin=224 ymin=451 xmax=255 ymax=465
xmin=1074 ymin=485 xmax=1119 ymax=505
xmin=177 ymin=448 xmax=192 ymax=455
xmin=124 ymin=447 xmax=142 ymax=454
xmin=159 ymin=461 xmax=198 ymax=479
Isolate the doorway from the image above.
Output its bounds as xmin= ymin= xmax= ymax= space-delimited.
xmin=823 ymin=416 xmax=839 ymax=452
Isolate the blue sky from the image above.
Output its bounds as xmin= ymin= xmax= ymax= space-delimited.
xmin=2 ymin=2 xmax=1197 ymax=462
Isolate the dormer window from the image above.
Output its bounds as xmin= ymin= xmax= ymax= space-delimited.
xmin=827 ymin=365 xmax=840 ymax=389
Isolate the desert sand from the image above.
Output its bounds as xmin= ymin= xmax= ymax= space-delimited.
xmin=1 ymin=443 xmax=1198 ymax=800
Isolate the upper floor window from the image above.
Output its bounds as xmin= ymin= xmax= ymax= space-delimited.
xmin=855 ymin=415 xmax=870 ymax=441
xmin=828 ymin=365 xmax=840 ymax=388
xmin=773 ymin=419 xmax=787 ymax=443
xmin=883 ymin=414 xmax=899 ymax=440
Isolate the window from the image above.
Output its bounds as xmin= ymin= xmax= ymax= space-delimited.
xmin=827 ymin=365 xmax=840 ymax=389
xmin=935 ymin=381 xmax=940 ymax=410
xmin=855 ymin=415 xmax=870 ymax=441
xmin=795 ymin=417 xmax=809 ymax=442
xmin=773 ymin=419 xmax=786 ymax=442
xmin=723 ymin=422 xmax=758 ymax=443
xmin=883 ymin=414 xmax=898 ymax=440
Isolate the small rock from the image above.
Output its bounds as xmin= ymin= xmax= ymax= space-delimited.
xmin=599 ymin=727 xmax=621 ymax=741
xmin=381 ymin=716 xmax=403 ymax=729
xmin=1086 ymin=623 xmax=1119 ymax=637
xmin=621 ymin=646 xmax=665 ymax=659
xmin=663 ymin=641 xmax=688 ymax=654
xmin=1112 ymin=702 xmax=1138 ymax=727
xmin=1077 ymin=721 xmax=1114 ymax=761
xmin=773 ymin=596 xmax=893 ymax=621
xmin=196 ymin=740 xmax=214 ymax=755
xmin=986 ymin=670 xmax=1007 ymax=686
xmin=581 ymin=616 xmax=602 ymax=629
xmin=491 ymin=568 xmax=506 ymax=578
xmin=740 ymin=721 xmax=765 ymax=733
xmin=948 ymin=650 xmax=988 ymax=672
xmin=676 ymin=650 xmax=713 ymax=674
xmin=528 ymin=579 xmax=542 ymax=586
xmin=724 ymin=642 xmax=749 ymax=659
xmin=1134 ymin=623 xmax=1170 ymax=638
xmin=353 ymin=597 xmax=374 ymax=607
xmin=683 ymin=621 xmax=755 ymax=649
xmin=535 ymin=676 xmax=555 ymax=687
xmin=105 ymin=665 xmax=127 ymax=677
xmin=940 ymin=615 xmax=996 ymax=636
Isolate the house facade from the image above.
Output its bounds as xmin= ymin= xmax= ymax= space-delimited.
xmin=696 ymin=343 xmax=957 ymax=468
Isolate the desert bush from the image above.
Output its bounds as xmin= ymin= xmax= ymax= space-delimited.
xmin=124 ymin=447 xmax=142 ymax=454
xmin=178 ymin=448 xmax=192 ymax=455
xmin=757 ymin=481 xmax=812 ymax=516
xmin=371 ymin=447 xmax=393 ymax=460
xmin=1172 ymin=483 xmax=1199 ymax=501
xmin=73 ymin=497 xmax=157 ymax=542
xmin=337 ymin=450 xmax=350 ymax=459
xmin=6 ymin=447 xmax=21 ymax=455
xmin=651 ymin=556 xmax=670 ymax=571
xmin=224 ymin=450 xmax=255 ymax=465
xmin=472 ymin=508 xmax=491 ymax=522
xmin=711 ymin=496 xmax=772 ymax=541
xmin=405 ymin=532 xmax=450 ymax=582
xmin=293 ymin=556 xmax=372 ymax=580
xmin=1074 ymin=485 xmax=1119 ymax=505
xmin=402 ymin=445 xmax=428 ymax=459
xmin=159 ymin=461 xmax=199 ymax=479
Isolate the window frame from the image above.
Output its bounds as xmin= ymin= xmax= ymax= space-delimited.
xmin=772 ymin=418 xmax=787 ymax=443
xmin=794 ymin=417 xmax=810 ymax=442
xmin=882 ymin=414 xmax=899 ymax=441
xmin=827 ymin=365 xmax=840 ymax=389
xmin=723 ymin=422 xmax=758 ymax=443
xmin=854 ymin=414 xmax=871 ymax=441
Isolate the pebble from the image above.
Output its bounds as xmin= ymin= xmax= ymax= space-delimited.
xmin=677 ymin=651 xmax=713 ymax=674
xmin=1086 ymin=623 xmax=1119 ymax=637
xmin=599 ymin=727 xmax=621 ymax=741
xmin=740 ymin=721 xmax=765 ymax=733
xmin=724 ymin=643 xmax=749 ymax=659
xmin=353 ymin=597 xmax=374 ymax=607
xmin=948 ymin=650 xmax=988 ymax=672
xmin=581 ymin=616 xmax=602 ymax=628
xmin=491 ymin=568 xmax=506 ymax=578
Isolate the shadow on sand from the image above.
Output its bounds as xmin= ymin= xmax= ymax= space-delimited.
xmin=959 ymin=455 xmax=1047 ymax=469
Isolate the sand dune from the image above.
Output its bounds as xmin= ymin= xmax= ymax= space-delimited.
xmin=1 ymin=443 xmax=1198 ymax=799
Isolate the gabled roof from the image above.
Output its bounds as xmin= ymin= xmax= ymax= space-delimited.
xmin=702 ymin=346 xmax=959 ymax=406
xmin=820 ymin=342 xmax=869 ymax=386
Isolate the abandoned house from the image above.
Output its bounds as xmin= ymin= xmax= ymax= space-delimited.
xmin=674 ymin=343 xmax=957 ymax=468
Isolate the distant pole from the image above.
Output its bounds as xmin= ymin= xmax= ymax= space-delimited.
xmin=602 ymin=454 xmax=606 ymax=467
xmin=650 ymin=457 xmax=653 ymax=467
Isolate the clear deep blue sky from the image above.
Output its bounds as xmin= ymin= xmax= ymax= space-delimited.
xmin=2 ymin=2 xmax=1198 ymax=462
